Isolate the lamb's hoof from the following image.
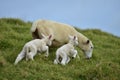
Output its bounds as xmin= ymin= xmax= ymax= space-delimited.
xmin=86 ymin=57 xmax=90 ymax=60
xmin=61 ymin=64 xmax=66 ymax=66
xmin=45 ymin=55 xmax=48 ymax=57
xmin=31 ymin=59 xmax=34 ymax=61
xmin=54 ymin=60 xmax=58 ymax=64
xmin=61 ymin=62 xmax=66 ymax=66
xmin=38 ymin=53 xmax=41 ymax=55
xmin=14 ymin=62 xmax=17 ymax=65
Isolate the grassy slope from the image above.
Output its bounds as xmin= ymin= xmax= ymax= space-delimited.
xmin=0 ymin=18 xmax=120 ymax=80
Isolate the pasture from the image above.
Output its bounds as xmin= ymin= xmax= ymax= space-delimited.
xmin=0 ymin=18 xmax=120 ymax=80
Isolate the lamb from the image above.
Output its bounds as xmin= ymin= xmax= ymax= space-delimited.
xmin=31 ymin=20 xmax=94 ymax=59
xmin=14 ymin=34 xmax=52 ymax=65
xmin=54 ymin=35 xmax=78 ymax=65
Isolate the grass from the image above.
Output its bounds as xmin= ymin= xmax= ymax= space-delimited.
xmin=0 ymin=18 xmax=120 ymax=80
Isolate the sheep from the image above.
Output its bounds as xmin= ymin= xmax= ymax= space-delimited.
xmin=14 ymin=34 xmax=52 ymax=65
xmin=31 ymin=20 xmax=94 ymax=59
xmin=54 ymin=35 xmax=78 ymax=65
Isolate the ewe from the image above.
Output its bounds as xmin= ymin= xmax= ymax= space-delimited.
xmin=14 ymin=34 xmax=52 ymax=65
xmin=31 ymin=20 xmax=94 ymax=59
xmin=54 ymin=35 xmax=78 ymax=65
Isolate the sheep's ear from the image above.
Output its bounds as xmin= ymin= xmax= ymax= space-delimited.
xmin=48 ymin=35 xmax=52 ymax=39
xmin=86 ymin=40 xmax=90 ymax=44
xmin=41 ymin=33 xmax=46 ymax=38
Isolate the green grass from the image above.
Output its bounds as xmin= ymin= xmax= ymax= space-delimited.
xmin=0 ymin=18 xmax=120 ymax=80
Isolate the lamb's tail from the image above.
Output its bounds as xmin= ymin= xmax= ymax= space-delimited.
xmin=14 ymin=49 xmax=25 ymax=65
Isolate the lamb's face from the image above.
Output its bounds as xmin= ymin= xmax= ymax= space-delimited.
xmin=41 ymin=33 xmax=53 ymax=46
xmin=46 ymin=35 xmax=52 ymax=46
xmin=81 ymin=40 xmax=94 ymax=59
xmin=47 ymin=39 xmax=52 ymax=46
xmin=69 ymin=35 xmax=78 ymax=46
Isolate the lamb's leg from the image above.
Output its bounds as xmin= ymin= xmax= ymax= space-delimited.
xmin=43 ymin=46 xmax=49 ymax=57
xmin=38 ymin=48 xmax=41 ymax=55
xmin=73 ymin=50 xmax=80 ymax=59
xmin=61 ymin=52 xmax=67 ymax=65
xmin=26 ymin=45 xmax=37 ymax=61
xmin=54 ymin=52 xmax=60 ymax=64
xmin=66 ymin=57 xmax=70 ymax=64
xmin=77 ymin=54 xmax=80 ymax=59
xmin=14 ymin=50 xmax=25 ymax=65
xmin=29 ymin=53 xmax=34 ymax=61
xmin=26 ymin=52 xmax=36 ymax=61
xmin=70 ymin=49 xmax=78 ymax=59
xmin=26 ymin=55 xmax=29 ymax=61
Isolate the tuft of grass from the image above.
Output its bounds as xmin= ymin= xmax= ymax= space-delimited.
xmin=0 ymin=18 xmax=120 ymax=80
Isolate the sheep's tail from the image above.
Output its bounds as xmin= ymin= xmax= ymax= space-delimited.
xmin=14 ymin=49 xmax=25 ymax=65
xmin=31 ymin=21 xmax=38 ymax=32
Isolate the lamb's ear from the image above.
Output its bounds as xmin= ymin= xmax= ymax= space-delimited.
xmin=86 ymin=40 xmax=90 ymax=44
xmin=48 ymin=35 xmax=52 ymax=39
xmin=41 ymin=33 xmax=46 ymax=38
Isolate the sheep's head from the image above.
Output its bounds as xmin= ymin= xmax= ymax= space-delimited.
xmin=80 ymin=40 xmax=94 ymax=59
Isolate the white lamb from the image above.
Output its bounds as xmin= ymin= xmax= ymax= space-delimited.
xmin=14 ymin=34 xmax=52 ymax=65
xmin=54 ymin=35 xmax=78 ymax=65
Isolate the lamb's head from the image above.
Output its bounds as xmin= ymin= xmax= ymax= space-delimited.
xmin=41 ymin=34 xmax=53 ymax=46
xmin=69 ymin=35 xmax=78 ymax=46
xmin=80 ymin=40 xmax=94 ymax=59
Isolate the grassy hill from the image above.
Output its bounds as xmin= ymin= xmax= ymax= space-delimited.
xmin=0 ymin=18 xmax=120 ymax=80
